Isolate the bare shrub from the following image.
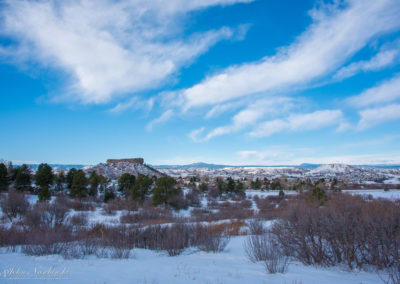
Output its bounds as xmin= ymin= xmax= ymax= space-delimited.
xmin=271 ymin=192 xmax=400 ymax=270
xmin=120 ymin=206 xmax=175 ymax=225
xmin=248 ymin=219 xmax=266 ymax=235
xmin=0 ymin=190 xmax=30 ymax=221
xmin=194 ymin=224 xmax=230 ymax=253
xmin=21 ymin=226 xmax=73 ymax=256
xmin=244 ymin=232 xmax=288 ymax=274
xmin=185 ymin=189 xmax=201 ymax=207
xmin=161 ymin=224 xmax=191 ymax=256
xmin=72 ymin=199 xmax=95 ymax=211
xmin=386 ymin=263 xmax=400 ymax=284
xmin=69 ymin=213 xmax=88 ymax=227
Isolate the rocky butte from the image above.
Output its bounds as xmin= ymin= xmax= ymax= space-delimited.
xmin=106 ymin=158 xmax=144 ymax=164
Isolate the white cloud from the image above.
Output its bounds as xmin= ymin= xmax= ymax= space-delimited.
xmin=109 ymin=97 xmax=155 ymax=114
xmin=188 ymin=127 xmax=205 ymax=142
xmin=250 ymin=109 xmax=344 ymax=137
xmin=195 ymin=97 xmax=295 ymax=141
xmin=146 ymin=109 xmax=174 ymax=131
xmin=0 ymin=0 xmax=251 ymax=104
xmin=347 ymin=74 xmax=400 ymax=107
xmin=334 ymin=44 xmax=399 ymax=80
xmin=180 ymin=0 xmax=400 ymax=109
xmin=358 ymin=103 xmax=400 ymax=129
xmin=236 ymin=150 xmax=400 ymax=165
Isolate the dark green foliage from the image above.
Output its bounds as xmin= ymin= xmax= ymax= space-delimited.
xmin=216 ymin=178 xmax=226 ymax=193
xmin=88 ymin=171 xmax=101 ymax=196
xmin=236 ymin=180 xmax=244 ymax=191
xmin=251 ymin=178 xmax=261 ymax=189
xmin=397 ymin=184 xmax=400 ymax=190
xmin=311 ymin=187 xmax=327 ymax=205
xmin=69 ymin=170 xmax=88 ymax=198
xmin=55 ymin=171 xmax=66 ymax=191
xmin=0 ymin=163 xmax=9 ymax=191
xmin=98 ymin=175 xmax=108 ymax=193
xmin=270 ymin=179 xmax=281 ymax=191
xmin=66 ymin=168 xmax=77 ymax=189
xmin=104 ymin=190 xmax=116 ymax=203
xmin=152 ymin=176 xmax=180 ymax=206
xmin=131 ymin=174 xmax=152 ymax=203
xmin=35 ymin=163 xmax=54 ymax=189
xmin=199 ymin=182 xmax=208 ymax=192
xmin=13 ymin=164 xmax=32 ymax=191
xmin=38 ymin=186 xmax=51 ymax=202
xmin=227 ymin=177 xmax=236 ymax=192
xmin=118 ymin=173 xmax=136 ymax=194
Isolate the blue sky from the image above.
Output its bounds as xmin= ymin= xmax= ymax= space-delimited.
xmin=1 ymin=0 xmax=400 ymax=165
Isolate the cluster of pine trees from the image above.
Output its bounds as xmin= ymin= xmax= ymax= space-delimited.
xmin=0 ymin=162 xmax=183 ymax=206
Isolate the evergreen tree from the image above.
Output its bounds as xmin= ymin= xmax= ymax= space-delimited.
xmin=35 ymin=163 xmax=54 ymax=189
xmin=88 ymin=171 xmax=100 ymax=196
xmin=66 ymin=168 xmax=77 ymax=189
xmin=0 ymin=163 xmax=9 ymax=191
xmin=216 ymin=178 xmax=226 ymax=193
xmin=55 ymin=171 xmax=66 ymax=191
xmin=13 ymin=164 xmax=32 ymax=191
xmin=152 ymin=176 xmax=180 ymax=206
xmin=70 ymin=170 xmax=88 ymax=197
xmin=199 ymin=182 xmax=208 ymax=192
xmin=235 ymin=180 xmax=245 ymax=196
xmin=251 ymin=178 xmax=261 ymax=189
xmin=226 ymin=177 xmax=236 ymax=193
xmin=118 ymin=173 xmax=136 ymax=194
xmin=38 ymin=186 xmax=51 ymax=201
xmin=131 ymin=174 xmax=152 ymax=203
xmin=104 ymin=189 xmax=116 ymax=203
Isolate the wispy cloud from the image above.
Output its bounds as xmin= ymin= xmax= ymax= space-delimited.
xmin=146 ymin=109 xmax=174 ymax=131
xmin=347 ymin=74 xmax=400 ymax=107
xmin=249 ymin=109 xmax=344 ymax=137
xmin=195 ymin=97 xmax=295 ymax=141
xmin=358 ymin=103 xmax=400 ymax=129
xmin=108 ymin=97 xmax=155 ymax=114
xmin=334 ymin=42 xmax=400 ymax=80
xmin=0 ymin=0 xmax=252 ymax=104
xmin=179 ymin=0 xmax=400 ymax=109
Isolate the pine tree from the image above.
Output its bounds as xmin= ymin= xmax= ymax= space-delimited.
xmin=66 ymin=168 xmax=77 ymax=189
xmin=0 ymin=163 xmax=9 ymax=191
xmin=131 ymin=174 xmax=152 ymax=203
xmin=38 ymin=186 xmax=51 ymax=201
xmin=13 ymin=164 xmax=32 ymax=191
xmin=35 ymin=163 xmax=54 ymax=189
xmin=70 ymin=170 xmax=88 ymax=197
xmin=118 ymin=173 xmax=136 ymax=195
xmin=152 ymin=176 xmax=179 ymax=206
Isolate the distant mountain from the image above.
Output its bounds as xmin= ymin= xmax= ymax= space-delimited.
xmin=153 ymin=162 xmax=229 ymax=169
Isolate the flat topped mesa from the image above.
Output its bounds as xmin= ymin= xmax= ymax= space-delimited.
xmin=106 ymin=158 xmax=144 ymax=164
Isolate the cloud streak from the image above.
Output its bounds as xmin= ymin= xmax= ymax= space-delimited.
xmin=358 ymin=103 xmax=400 ymax=129
xmin=250 ymin=110 xmax=344 ymax=137
xmin=180 ymin=0 xmax=400 ymax=109
xmin=0 ymin=0 xmax=251 ymax=104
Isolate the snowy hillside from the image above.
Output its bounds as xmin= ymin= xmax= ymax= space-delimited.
xmin=308 ymin=164 xmax=354 ymax=175
xmin=86 ymin=162 xmax=165 ymax=179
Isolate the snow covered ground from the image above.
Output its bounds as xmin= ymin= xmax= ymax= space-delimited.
xmin=0 ymin=236 xmax=384 ymax=284
xmin=343 ymin=189 xmax=400 ymax=200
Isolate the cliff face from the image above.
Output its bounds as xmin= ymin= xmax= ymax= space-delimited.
xmin=106 ymin=158 xmax=144 ymax=164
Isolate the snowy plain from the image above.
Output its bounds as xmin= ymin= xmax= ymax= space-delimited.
xmin=1 ymin=189 xmax=398 ymax=283
xmin=0 ymin=237 xmax=384 ymax=284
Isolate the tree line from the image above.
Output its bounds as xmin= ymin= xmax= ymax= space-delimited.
xmin=0 ymin=162 xmax=183 ymax=206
